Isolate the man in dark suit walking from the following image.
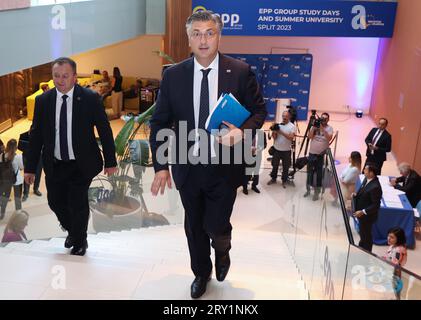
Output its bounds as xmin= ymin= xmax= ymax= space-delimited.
xmin=352 ymin=163 xmax=383 ymax=252
xmin=24 ymin=57 xmax=117 ymax=256
xmin=149 ymin=11 xmax=267 ymax=298
xmin=364 ymin=118 xmax=392 ymax=175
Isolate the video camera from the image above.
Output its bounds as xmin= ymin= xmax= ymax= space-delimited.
xmin=269 ymin=122 xmax=286 ymax=131
xmin=310 ymin=110 xmax=326 ymax=128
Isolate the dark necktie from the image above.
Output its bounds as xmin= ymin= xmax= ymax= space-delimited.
xmin=60 ymin=94 xmax=69 ymax=161
xmin=198 ymin=68 xmax=211 ymax=129
xmin=358 ymin=179 xmax=368 ymax=194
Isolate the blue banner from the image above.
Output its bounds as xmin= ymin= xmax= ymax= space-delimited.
xmin=192 ymin=0 xmax=397 ymax=38
xmin=227 ymin=54 xmax=313 ymax=121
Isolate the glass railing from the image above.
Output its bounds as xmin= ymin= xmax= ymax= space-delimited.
xmin=277 ymin=143 xmax=421 ymax=299
xmin=0 ymin=138 xmax=184 ymax=243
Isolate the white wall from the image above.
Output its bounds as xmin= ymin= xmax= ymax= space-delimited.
xmin=72 ymin=35 xmax=164 ymax=79
xmin=220 ymin=36 xmax=380 ymax=114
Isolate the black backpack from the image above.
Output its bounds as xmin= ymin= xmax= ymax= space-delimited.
xmin=0 ymin=153 xmax=17 ymax=185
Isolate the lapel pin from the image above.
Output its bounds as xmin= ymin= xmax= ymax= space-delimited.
xmin=226 ymin=69 xmax=231 ymax=73
xmin=77 ymin=97 xmax=81 ymax=101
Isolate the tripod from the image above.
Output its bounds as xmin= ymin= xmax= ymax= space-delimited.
xmin=289 ymin=110 xmax=318 ymax=178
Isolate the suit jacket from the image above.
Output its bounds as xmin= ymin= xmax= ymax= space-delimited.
xmin=353 ymin=177 xmax=383 ymax=223
xmin=150 ymin=53 xmax=267 ymax=189
xmin=365 ymin=128 xmax=392 ymax=162
xmin=25 ymin=84 xmax=117 ymax=180
xmin=395 ymin=170 xmax=421 ymax=208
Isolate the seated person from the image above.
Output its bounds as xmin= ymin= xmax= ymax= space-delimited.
xmin=123 ymin=79 xmax=142 ymax=99
xmin=390 ymin=162 xmax=421 ymax=208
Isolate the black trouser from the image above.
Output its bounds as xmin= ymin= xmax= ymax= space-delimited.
xmin=0 ymin=183 xmax=23 ymax=214
xmin=243 ymin=162 xmax=259 ymax=188
xmin=270 ymin=149 xmax=291 ymax=183
xmin=46 ymin=159 xmax=92 ymax=247
xmin=23 ymin=156 xmax=42 ymax=195
xmin=306 ymin=153 xmax=325 ymax=188
xmin=363 ymin=156 xmax=383 ymax=175
xmin=179 ymin=165 xmax=237 ymax=277
xmin=358 ymin=217 xmax=375 ymax=252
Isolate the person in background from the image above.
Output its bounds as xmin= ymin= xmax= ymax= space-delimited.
xmin=0 ymin=138 xmax=4 ymax=153
xmin=352 ymin=163 xmax=382 ymax=252
xmin=1 ymin=210 xmax=29 ymax=243
xmin=243 ymin=131 xmax=266 ymax=194
xmin=0 ymin=139 xmax=24 ymax=219
xmin=339 ymin=151 xmax=362 ymax=206
xmin=390 ymin=162 xmax=421 ymax=208
xmin=364 ymin=117 xmax=391 ymax=175
xmin=267 ymin=111 xmax=295 ymax=188
xmin=110 ymin=67 xmax=123 ymax=116
xmin=383 ymin=227 xmax=407 ymax=267
xmin=304 ymin=112 xmax=333 ymax=200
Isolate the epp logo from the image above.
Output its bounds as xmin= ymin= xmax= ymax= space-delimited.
xmin=270 ymin=65 xmax=279 ymax=70
xmin=290 ymin=98 xmax=297 ymax=102
xmin=291 ymin=65 xmax=301 ymax=70
xmin=300 ymin=73 xmax=310 ymax=78
xmin=303 ymin=56 xmax=312 ymax=61
xmin=299 ymin=90 xmax=309 ymax=95
xmin=250 ymin=66 xmax=257 ymax=70
xmin=289 ymin=81 xmax=299 ymax=86
xmin=193 ymin=6 xmax=240 ymax=28
xmin=279 ymin=90 xmax=288 ymax=94
xmin=268 ymin=81 xmax=278 ymax=86
xmin=259 ymin=57 xmax=269 ymax=61
xmin=279 ymin=73 xmax=289 ymax=78
xmin=270 ymin=98 xmax=277 ymax=102
xmin=280 ymin=57 xmax=291 ymax=61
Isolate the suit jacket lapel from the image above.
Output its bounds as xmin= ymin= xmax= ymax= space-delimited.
xmin=218 ymin=53 xmax=231 ymax=98
xmin=48 ymin=89 xmax=57 ymax=146
xmin=72 ymin=85 xmax=82 ymax=148
xmin=184 ymin=59 xmax=195 ymax=132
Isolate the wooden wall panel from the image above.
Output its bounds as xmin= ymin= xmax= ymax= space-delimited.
xmin=164 ymin=0 xmax=192 ymax=63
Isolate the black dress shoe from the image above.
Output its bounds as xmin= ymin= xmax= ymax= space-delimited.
xmin=251 ymin=186 xmax=260 ymax=193
xmin=191 ymin=275 xmax=211 ymax=299
xmin=33 ymin=190 xmax=42 ymax=196
xmin=242 ymin=188 xmax=248 ymax=195
xmin=70 ymin=241 xmax=88 ymax=256
xmin=215 ymin=253 xmax=231 ymax=282
xmin=64 ymin=235 xmax=74 ymax=248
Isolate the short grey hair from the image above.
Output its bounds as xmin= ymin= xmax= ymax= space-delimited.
xmin=398 ymin=162 xmax=411 ymax=174
xmin=186 ymin=10 xmax=223 ymax=33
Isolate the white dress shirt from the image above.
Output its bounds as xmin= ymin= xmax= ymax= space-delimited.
xmin=371 ymin=129 xmax=384 ymax=155
xmin=193 ymin=54 xmax=219 ymax=158
xmin=55 ymin=87 xmax=75 ymax=160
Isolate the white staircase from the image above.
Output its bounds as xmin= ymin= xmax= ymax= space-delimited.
xmin=0 ymin=225 xmax=307 ymax=300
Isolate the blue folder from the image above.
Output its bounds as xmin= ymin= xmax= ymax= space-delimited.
xmin=205 ymin=93 xmax=251 ymax=134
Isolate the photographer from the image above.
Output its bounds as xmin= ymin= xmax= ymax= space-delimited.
xmin=304 ymin=112 xmax=333 ymax=200
xmin=267 ymin=111 xmax=296 ymax=188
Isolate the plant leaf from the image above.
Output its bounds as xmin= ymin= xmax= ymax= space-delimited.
xmin=115 ymin=117 xmax=135 ymax=156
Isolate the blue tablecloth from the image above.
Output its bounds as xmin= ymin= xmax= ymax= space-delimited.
xmin=355 ymin=177 xmax=415 ymax=248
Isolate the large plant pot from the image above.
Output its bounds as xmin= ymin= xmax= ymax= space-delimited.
xmin=90 ymin=195 xmax=170 ymax=233
xmin=90 ymin=196 xmax=143 ymax=233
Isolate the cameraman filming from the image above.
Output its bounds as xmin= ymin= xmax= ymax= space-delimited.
xmin=268 ymin=111 xmax=296 ymax=188
xmin=304 ymin=112 xmax=333 ymax=200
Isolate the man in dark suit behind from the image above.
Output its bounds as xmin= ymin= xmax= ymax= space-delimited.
xmin=352 ymin=163 xmax=383 ymax=252
xmin=390 ymin=162 xmax=421 ymax=208
xmin=364 ymin=117 xmax=392 ymax=175
xmin=24 ymin=57 xmax=117 ymax=256
xmin=149 ymin=11 xmax=267 ymax=299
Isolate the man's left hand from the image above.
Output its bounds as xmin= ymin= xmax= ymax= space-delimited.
xmin=104 ymin=167 xmax=118 ymax=176
xmin=217 ymin=121 xmax=243 ymax=146
xmin=353 ymin=210 xmax=364 ymax=218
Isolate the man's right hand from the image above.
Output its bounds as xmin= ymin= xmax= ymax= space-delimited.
xmin=151 ymin=170 xmax=172 ymax=196
xmin=24 ymin=173 xmax=35 ymax=185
